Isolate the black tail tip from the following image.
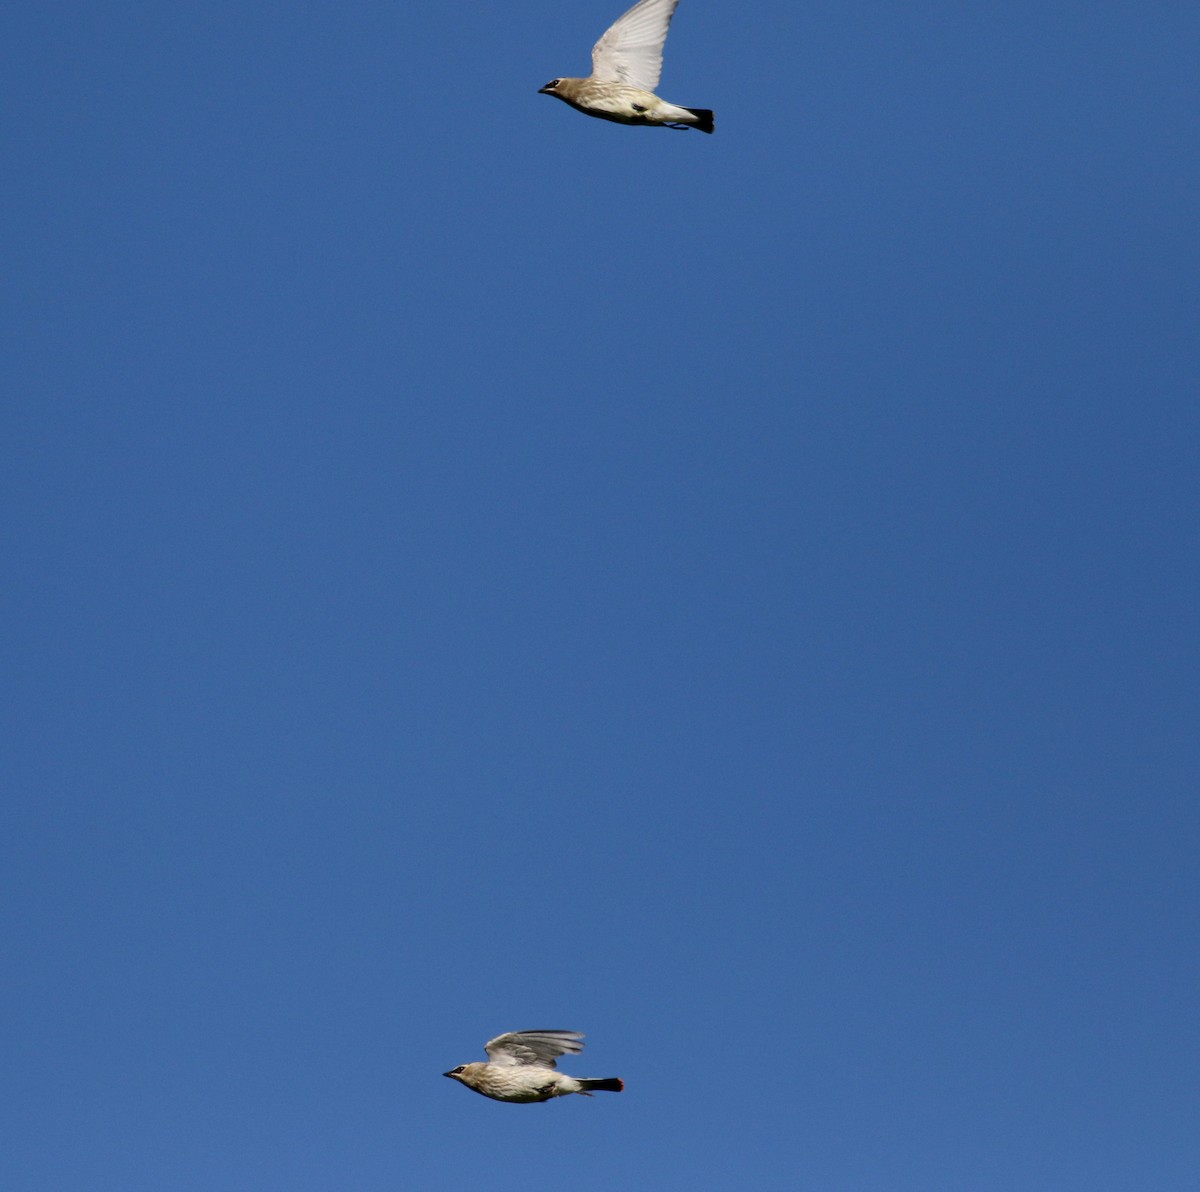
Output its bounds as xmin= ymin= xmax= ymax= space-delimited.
xmin=688 ymin=108 xmax=715 ymax=134
xmin=583 ymin=1077 xmax=625 ymax=1093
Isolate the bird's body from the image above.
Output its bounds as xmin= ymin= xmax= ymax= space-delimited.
xmin=539 ymin=0 xmax=713 ymax=133
xmin=444 ymin=1030 xmax=624 ymax=1104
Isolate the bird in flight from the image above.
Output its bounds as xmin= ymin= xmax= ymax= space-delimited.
xmin=539 ymin=0 xmax=714 ymax=134
xmin=443 ymin=1030 xmax=625 ymax=1103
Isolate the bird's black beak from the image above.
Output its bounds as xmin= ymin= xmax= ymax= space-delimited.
xmin=442 ymin=1071 xmax=456 ymax=1079
xmin=538 ymin=84 xmax=553 ymax=94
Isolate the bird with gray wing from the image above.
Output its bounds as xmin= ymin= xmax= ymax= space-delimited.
xmin=443 ymin=1030 xmax=624 ymax=1103
xmin=539 ymin=0 xmax=714 ymax=133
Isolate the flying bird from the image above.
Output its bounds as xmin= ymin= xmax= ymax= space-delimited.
xmin=443 ymin=1030 xmax=625 ymax=1103
xmin=539 ymin=0 xmax=714 ymax=134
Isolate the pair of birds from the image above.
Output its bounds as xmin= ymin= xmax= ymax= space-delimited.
xmin=454 ymin=8 xmax=708 ymax=1107
xmin=458 ymin=9 xmax=706 ymax=1109
xmin=444 ymin=1030 xmax=623 ymax=1103
xmin=457 ymin=8 xmax=707 ymax=1106
xmin=477 ymin=8 xmax=706 ymax=1104
xmin=453 ymin=17 xmax=706 ymax=1110
xmin=452 ymin=11 xmax=709 ymax=1111
xmin=539 ymin=0 xmax=713 ymax=134
xmin=463 ymin=12 xmax=707 ymax=1102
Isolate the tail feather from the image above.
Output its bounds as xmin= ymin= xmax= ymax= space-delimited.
xmin=685 ymin=108 xmax=715 ymax=134
xmin=578 ymin=1077 xmax=624 ymax=1093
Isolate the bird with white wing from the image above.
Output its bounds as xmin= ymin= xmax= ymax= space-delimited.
xmin=443 ymin=1030 xmax=625 ymax=1103
xmin=539 ymin=0 xmax=714 ymax=133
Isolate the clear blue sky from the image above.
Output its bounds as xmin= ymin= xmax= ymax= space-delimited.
xmin=3 ymin=2 xmax=1197 ymax=1188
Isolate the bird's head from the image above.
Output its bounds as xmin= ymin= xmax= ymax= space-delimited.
xmin=443 ymin=1062 xmax=486 ymax=1087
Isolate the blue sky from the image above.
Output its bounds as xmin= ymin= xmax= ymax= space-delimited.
xmin=2 ymin=2 xmax=1197 ymax=1188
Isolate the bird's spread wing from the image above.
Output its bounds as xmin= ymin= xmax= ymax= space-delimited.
xmin=484 ymin=1030 xmax=585 ymax=1069
xmin=590 ymin=0 xmax=679 ymax=91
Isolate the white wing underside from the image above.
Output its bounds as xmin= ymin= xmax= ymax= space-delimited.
xmin=485 ymin=1030 xmax=585 ymax=1069
xmin=590 ymin=0 xmax=679 ymax=92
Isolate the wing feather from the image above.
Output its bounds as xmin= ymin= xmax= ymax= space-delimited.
xmin=484 ymin=1030 xmax=585 ymax=1068
xmin=590 ymin=0 xmax=680 ymax=91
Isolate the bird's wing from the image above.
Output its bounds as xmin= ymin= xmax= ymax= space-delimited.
xmin=590 ymin=0 xmax=680 ymax=91
xmin=484 ymin=1030 xmax=585 ymax=1069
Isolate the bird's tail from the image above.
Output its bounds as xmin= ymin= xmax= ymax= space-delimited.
xmin=578 ymin=1077 xmax=624 ymax=1093
xmin=685 ymin=108 xmax=715 ymax=134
